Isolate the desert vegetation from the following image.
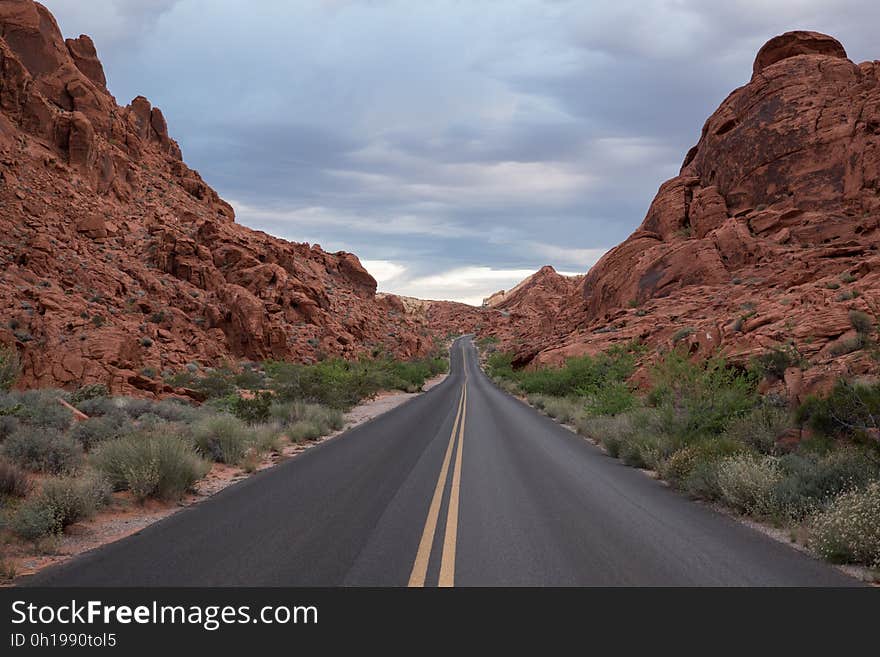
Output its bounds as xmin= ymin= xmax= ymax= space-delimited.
xmin=484 ymin=343 xmax=880 ymax=572
xmin=0 ymin=352 xmax=447 ymax=578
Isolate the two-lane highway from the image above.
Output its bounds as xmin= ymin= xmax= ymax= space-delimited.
xmin=25 ymin=337 xmax=857 ymax=586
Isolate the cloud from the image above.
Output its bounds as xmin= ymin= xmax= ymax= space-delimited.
xmin=387 ymin=266 xmax=544 ymax=306
xmin=39 ymin=1 xmax=880 ymax=303
xmin=361 ymin=260 xmax=407 ymax=284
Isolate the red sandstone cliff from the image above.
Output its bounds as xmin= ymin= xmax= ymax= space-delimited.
xmin=0 ymin=1 xmax=434 ymax=395
xmin=482 ymin=31 xmax=880 ymax=394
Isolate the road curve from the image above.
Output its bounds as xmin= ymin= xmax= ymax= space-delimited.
xmin=25 ymin=337 xmax=858 ymax=586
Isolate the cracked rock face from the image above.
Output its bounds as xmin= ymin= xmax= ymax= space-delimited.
xmin=475 ymin=31 xmax=880 ymax=396
xmin=0 ymin=0 xmax=438 ymax=396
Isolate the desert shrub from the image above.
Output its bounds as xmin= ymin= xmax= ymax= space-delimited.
xmin=69 ymin=383 xmax=109 ymax=405
xmin=0 ymin=457 xmax=30 ymax=497
xmin=829 ymin=336 xmax=864 ymax=356
xmin=722 ymin=402 xmax=790 ymax=454
xmin=151 ymin=399 xmax=200 ymax=423
xmin=287 ymin=420 xmax=324 ymax=442
xmin=250 ymin=423 xmax=284 ymax=454
xmin=194 ymin=369 xmax=237 ymax=399
xmin=619 ymin=432 xmax=667 ymax=469
xmin=540 ymin=396 xmax=583 ymax=425
xmin=0 ymin=414 xmax=19 ymax=441
xmin=119 ymin=397 xmax=159 ymax=419
xmin=11 ymin=475 xmax=111 ymax=540
xmin=497 ymin=378 xmax=521 ymax=395
xmin=267 ymin=355 xmax=447 ymax=409
xmin=585 ymin=381 xmax=635 ymax=416
xmin=797 ymin=379 xmax=880 ymax=439
xmin=233 ymin=363 xmax=267 ymax=390
xmin=753 ymin=346 xmax=800 ymax=380
xmin=516 ymin=351 xmax=636 ymax=398
xmin=486 ymin=352 xmax=515 ymax=380
xmin=1 ymin=427 xmax=82 ymax=474
xmin=527 ymin=394 xmax=547 ymax=410
xmin=74 ymin=395 xmax=122 ymax=417
xmin=716 ymin=454 xmax=782 ymax=516
xmin=649 ymin=352 xmax=757 ymax=441
xmin=672 ymin=327 xmax=695 ymax=343
xmin=576 ymin=410 xmax=669 ymax=466
xmin=849 ymin=310 xmax=873 ymax=336
xmin=810 ymin=482 xmax=880 ymax=567
xmin=92 ymin=429 xmax=209 ymax=501
xmin=271 ymin=401 xmax=343 ymax=442
xmin=231 ymin=392 xmax=273 ymax=424
xmin=9 ymin=389 xmax=73 ymax=430
xmin=70 ymin=415 xmax=130 ymax=451
xmin=771 ymin=449 xmax=879 ymax=520
xmin=191 ymin=415 xmax=251 ymax=464
xmin=0 ymin=346 xmax=20 ymax=391
xmin=659 ymin=437 xmax=747 ymax=489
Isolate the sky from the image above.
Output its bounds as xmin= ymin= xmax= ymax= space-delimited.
xmin=43 ymin=1 xmax=880 ymax=305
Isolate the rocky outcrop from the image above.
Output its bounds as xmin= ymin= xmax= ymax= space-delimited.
xmin=0 ymin=1 xmax=435 ymax=395
xmin=482 ymin=31 xmax=880 ymax=393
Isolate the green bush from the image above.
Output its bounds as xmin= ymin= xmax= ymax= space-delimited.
xmin=810 ymin=482 xmax=880 ymax=567
xmin=797 ymin=379 xmax=880 ymax=439
xmin=716 ymin=454 xmax=782 ymax=516
xmin=287 ymin=420 xmax=324 ymax=442
xmin=92 ymin=429 xmax=209 ymax=501
xmin=659 ymin=438 xmax=747 ymax=489
xmin=8 ymin=389 xmax=73 ymax=431
xmin=0 ymin=346 xmax=20 ymax=391
xmin=1 ymin=427 xmax=83 ymax=474
xmin=722 ymin=402 xmax=789 ymax=454
xmin=69 ymin=384 xmax=109 ymax=405
xmin=829 ymin=336 xmax=864 ymax=357
xmin=753 ymin=346 xmax=800 ymax=380
xmin=585 ymin=381 xmax=635 ymax=416
xmin=772 ymin=449 xmax=879 ymax=520
xmin=486 ymin=352 xmax=515 ymax=380
xmin=849 ymin=310 xmax=873 ymax=336
xmin=250 ymin=423 xmax=284 ymax=454
xmin=539 ymin=396 xmax=583 ymax=425
xmin=11 ymin=475 xmax=111 ymax=540
xmin=231 ymin=392 xmax=273 ymax=424
xmin=648 ymin=352 xmax=757 ymax=441
xmin=70 ymin=415 xmax=130 ymax=451
xmin=516 ymin=351 xmax=636 ymax=398
xmin=271 ymin=401 xmax=344 ymax=442
xmin=262 ymin=354 xmax=448 ymax=410
xmin=0 ymin=457 xmax=30 ymax=497
xmin=191 ymin=415 xmax=251 ymax=464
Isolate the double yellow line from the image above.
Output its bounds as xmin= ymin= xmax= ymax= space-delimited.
xmin=408 ymin=348 xmax=468 ymax=587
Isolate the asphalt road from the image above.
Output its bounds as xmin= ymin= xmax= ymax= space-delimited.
xmin=25 ymin=337 xmax=858 ymax=586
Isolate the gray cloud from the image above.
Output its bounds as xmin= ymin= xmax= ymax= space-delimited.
xmin=41 ymin=0 xmax=880 ymax=303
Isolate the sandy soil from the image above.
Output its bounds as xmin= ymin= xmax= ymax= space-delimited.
xmin=5 ymin=373 xmax=447 ymax=582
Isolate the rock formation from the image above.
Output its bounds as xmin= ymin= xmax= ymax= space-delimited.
xmin=0 ymin=1 xmax=435 ymax=395
xmin=483 ymin=31 xmax=880 ymax=393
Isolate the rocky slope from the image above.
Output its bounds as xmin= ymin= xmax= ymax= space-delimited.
xmin=0 ymin=1 xmax=435 ymax=395
xmin=483 ymin=31 xmax=880 ymax=396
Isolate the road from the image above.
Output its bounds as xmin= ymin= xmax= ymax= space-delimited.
xmin=26 ymin=337 xmax=858 ymax=586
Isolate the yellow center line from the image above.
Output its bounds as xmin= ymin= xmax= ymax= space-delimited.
xmin=407 ymin=381 xmax=465 ymax=587
xmin=438 ymin=382 xmax=466 ymax=587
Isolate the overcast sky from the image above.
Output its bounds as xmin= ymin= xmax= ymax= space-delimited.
xmin=43 ymin=1 xmax=879 ymax=304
